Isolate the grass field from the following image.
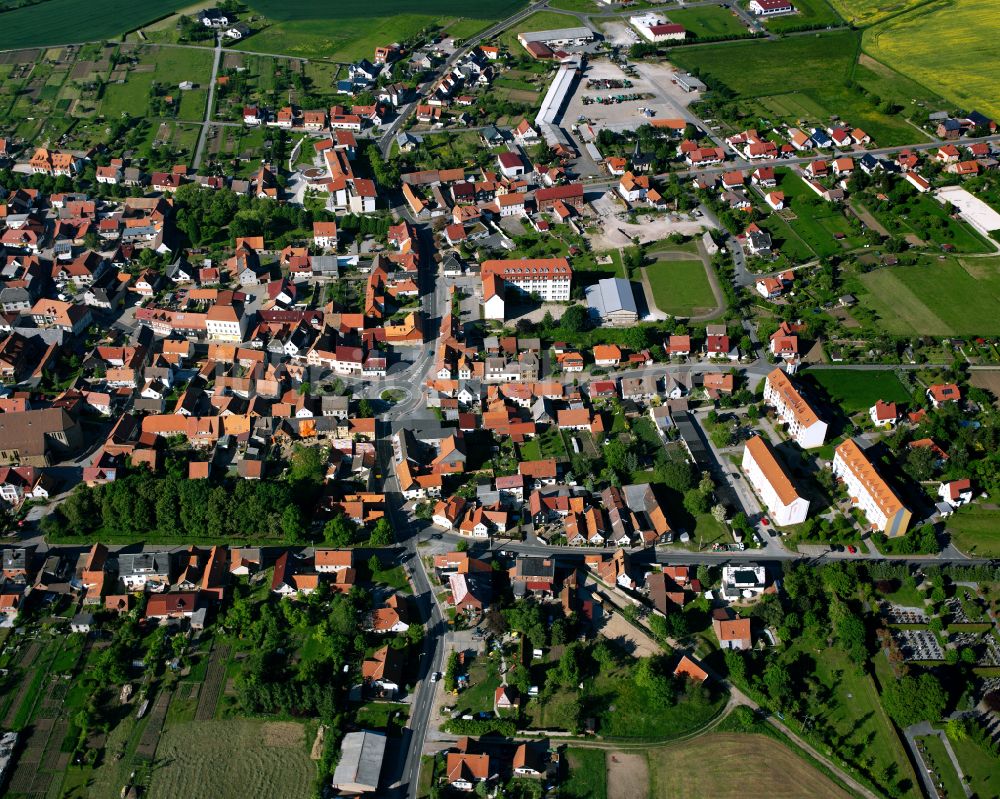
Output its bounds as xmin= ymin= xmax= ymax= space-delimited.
xmin=827 ymin=0 xmax=926 ymax=26
xmin=946 ymin=502 xmax=1000 ymax=557
xmin=865 ymin=0 xmax=1000 ymax=121
xmin=149 ymin=719 xmax=316 ymax=799
xmin=101 ymin=46 xmax=214 ymax=120
xmin=670 ymin=30 xmax=921 ymax=145
xmin=916 ymin=734 xmax=966 ymax=799
xmin=644 ymin=258 xmax=717 ymax=318
xmin=773 ymin=172 xmax=863 ymax=257
xmin=669 ymin=6 xmax=748 ymax=38
xmin=646 ymin=733 xmax=852 ymax=798
xmin=564 ymin=748 xmax=608 ymax=799
xmin=806 ymin=368 xmax=911 ymax=412
xmin=949 ymin=731 xmax=1000 ymax=799
xmin=858 ymin=256 xmax=1000 ymax=335
xmin=240 ymin=0 xmax=525 ymax=60
xmin=760 ymin=0 xmax=844 ymax=31
xmin=0 ymin=0 xmax=194 ymax=49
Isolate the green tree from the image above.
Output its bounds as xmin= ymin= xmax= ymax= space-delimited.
xmin=560 ymin=304 xmax=589 ymax=333
xmin=683 ymin=488 xmax=710 ymax=516
xmin=323 ymin=514 xmax=357 ymax=547
xmin=369 ymin=518 xmax=393 ymax=547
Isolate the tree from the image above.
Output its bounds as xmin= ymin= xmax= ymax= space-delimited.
xmin=368 ymin=518 xmax=393 ymax=547
xmin=711 ymin=504 xmax=727 ymax=523
xmin=281 ymin=504 xmax=306 ymax=542
xmin=560 ymin=304 xmax=589 ymax=333
xmin=358 ymin=398 xmax=374 ymax=418
xmin=655 ymin=459 xmax=695 ymax=492
xmin=323 ymin=514 xmax=357 ymax=547
xmin=882 ymin=673 xmax=947 ymax=727
xmin=683 ymin=488 xmax=710 ymax=516
xmin=763 ymin=661 xmax=793 ymax=707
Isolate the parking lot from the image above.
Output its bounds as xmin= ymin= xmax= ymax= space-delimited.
xmin=562 ymin=59 xmax=703 ymax=134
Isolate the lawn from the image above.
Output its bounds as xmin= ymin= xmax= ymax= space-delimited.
xmin=759 ymin=0 xmax=843 ymax=32
xmin=0 ymin=0 xmax=195 ymax=49
xmin=644 ymin=258 xmax=717 ymax=318
xmin=101 ymin=46 xmax=215 ymax=121
xmin=865 ymin=0 xmax=1000 ymax=121
xmin=949 ymin=732 xmax=1000 ymax=799
xmin=946 ymin=503 xmax=1000 ymax=557
xmin=858 ymin=256 xmax=1000 ymax=336
xmin=518 ymin=438 xmax=543 ymax=461
xmin=826 ymin=0 xmax=926 ymax=26
xmin=670 ymin=30 xmax=921 ymax=145
xmin=240 ymin=0 xmax=527 ymax=59
xmin=789 ymin=645 xmax=918 ymax=797
xmin=563 ymin=748 xmax=607 ymax=799
xmin=372 ymin=565 xmax=412 ymax=593
xmin=646 ymin=733 xmax=852 ymax=798
xmin=805 ymin=368 xmax=910 ymax=413
xmin=669 ymin=6 xmax=748 ymax=38
xmin=149 ymin=719 xmax=315 ymax=799
xmin=915 ymin=734 xmax=966 ymax=799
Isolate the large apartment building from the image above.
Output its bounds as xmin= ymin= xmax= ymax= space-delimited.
xmin=833 ymin=439 xmax=911 ymax=537
xmin=481 ymin=258 xmax=573 ymax=320
xmin=741 ymin=435 xmax=809 ymax=526
xmin=763 ymin=368 xmax=827 ymax=449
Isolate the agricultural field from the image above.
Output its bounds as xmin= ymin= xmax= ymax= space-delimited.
xmin=669 ymin=6 xmax=749 ymax=38
xmin=238 ymin=0 xmax=527 ymax=60
xmin=670 ymin=30 xmax=924 ymax=145
xmin=0 ymin=0 xmax=194 ymax=49
xmin=865 ymin=0 xmax=1000 ymax=121
xmin=646 ymin=733 xmax=853 ymax=799
xmin=826 ymin=0 xmax=926 ymax=26
xmin=148 ymin=720 xmax=316 ymax=799
xmin=644 ymin=257 xmax=717 ymax=318
xmin=805 ymin=368 xmax=911 ymax=413
xmin=759 ymin=0 xmax=843 ymax=32
xmin=858 ymin=256 xmax=1000 ymax=336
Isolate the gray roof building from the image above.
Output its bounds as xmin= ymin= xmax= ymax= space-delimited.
xmin=586 ymin=277 xmax=638 ymax=326
xmin=332 ymin=730 xmax=387 ymax=794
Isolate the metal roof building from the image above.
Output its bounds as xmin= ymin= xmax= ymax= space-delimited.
xmin=332 ymin=730 xmax=387 ymax=794
xmin=585 ymin=277 xmax=638 ymax=326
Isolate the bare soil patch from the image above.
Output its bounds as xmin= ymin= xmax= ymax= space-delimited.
xmin=607 ymin=752 xmax=649 ymax=799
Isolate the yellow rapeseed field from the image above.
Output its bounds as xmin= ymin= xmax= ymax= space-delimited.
xmin=865 ymin=0 xmax=1000 ymax=120
xmin=827 ymin=0 xmax=924 ymax=26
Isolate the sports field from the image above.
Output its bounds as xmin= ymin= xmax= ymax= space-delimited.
xmin=827 ymin=0 xmax=925 ymax=26
xmin=148 ymin=719 xmax=316 ymax=799
xmin=647 ymin=734 xmax=852 ymax=799
xmin=644 ymin=257 xmax=717 ymax=318
xmin=0 ymin=0 xmax=194 ymax=49
xmin=670 ymin=31 xmax=918 ymax=145
xmin=806 ymin=369 xmax=910 ymax=412
xmin=237 ymin=0 xmax=526 ymax=60
xmin=859 ymin=256 xmax=1000 ymax=336
xmin=669 ymin=6 xmax=748 ymax=38
xmin=865 ymin=0 xmax=1000 ymax=121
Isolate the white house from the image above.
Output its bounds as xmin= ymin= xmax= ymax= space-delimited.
xmin=938 ymin=479 xmax=973 ymax=509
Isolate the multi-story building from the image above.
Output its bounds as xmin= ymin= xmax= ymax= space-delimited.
xmin=741 ymin=435 xmax=809 ymax=526
xmin=763 ymin=368 xmax=827 ymax=449
xmin=833 ymin=439 xmax=911 ymax=537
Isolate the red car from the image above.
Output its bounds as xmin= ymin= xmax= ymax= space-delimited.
xmin=847 ymin=545 xmax=857 ymax=554
xmin=760 ymin=518 xmax=769 ymax=526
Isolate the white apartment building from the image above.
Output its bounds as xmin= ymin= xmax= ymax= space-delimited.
xmin=763 ymin=368 xmax=827 ymax=449
xmin=480 ymin=258 xmax=573 ymax=303
xmin=741 ymin=435 xmax=810 ymax=526
xmin=833 ymin=439 xmax=912 ymax=537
